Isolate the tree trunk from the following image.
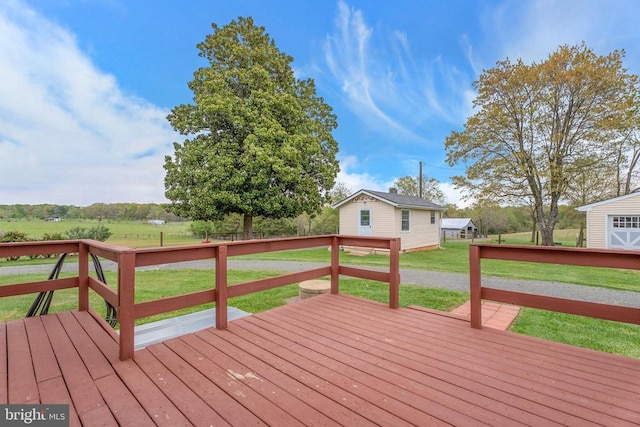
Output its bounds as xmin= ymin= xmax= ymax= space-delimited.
xmin=539 ymin=225 xmax=554 ymax=246
xmin=530 ymin=212 xmax=537 ymax=243
xmin=535 ymin=203 xmax=557 ymax=246
xmin=242 ymin=213 xmax=253 ymax=240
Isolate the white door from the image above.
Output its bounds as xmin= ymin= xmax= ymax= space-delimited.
xmin=609 ymin=215 xmax=640 ymax=249
xmin=359 ymin=209 xmax=372 ymax=236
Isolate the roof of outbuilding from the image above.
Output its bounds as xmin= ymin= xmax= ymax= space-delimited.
xmin=576 ymin=191 xmax=640 ymax=211
xmin=332 ymin=189 xmax=445 ymax=211
xmin=441 ymin=218 xmax=477 ymax=230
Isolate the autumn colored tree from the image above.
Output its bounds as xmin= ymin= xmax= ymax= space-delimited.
xmin=445 ymin=43 xmax=639 ymax=245
xmin=164 ymin=17 xmax=339 ymax=239
xmin=612 ymin=122 xmax=640 ymax=196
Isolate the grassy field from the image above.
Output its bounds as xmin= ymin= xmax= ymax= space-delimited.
xmin=0 ymin=219 xmax=201 ymax=248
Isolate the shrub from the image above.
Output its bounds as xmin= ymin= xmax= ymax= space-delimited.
xmin=65 ymin=225 xmax=112 ymax=242
xmin=0 ymin=230 xmax=32 ymax=261
xmin=0 ymin=230 xmax=30 ymax=243
xmin=190 ymin=221 xmax=216 ymax=239
xmin=40 ymin=232 xmax=67 ymax=258
xmin=42 ymin=232 xmax=66 ymax=241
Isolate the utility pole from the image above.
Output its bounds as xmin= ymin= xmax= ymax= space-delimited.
xmin=419 ymin=161 xmax=423 ymax=198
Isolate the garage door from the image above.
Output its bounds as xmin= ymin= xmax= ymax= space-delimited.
xmin=610 ymin=216 xmax=640 ymax=249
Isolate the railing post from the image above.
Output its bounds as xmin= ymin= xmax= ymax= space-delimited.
xmin=331 ymin=236 xmax=340 ymax=294
xmin=118 ymin=251 xmax=136 ymax=360
xmin=469 ymin=244 xmax=482 ymax=329
xmin=389 ymin=238 xmax=400 ymax=309
xmin=216 ymin=244 xmax=228 ymax=330
xmin=78 ymin=242 xmax=89 ymax=311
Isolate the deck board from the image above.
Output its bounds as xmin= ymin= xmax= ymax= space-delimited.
xmin=24 ymin=316 xmax=61 ymax=383
xmin=133 ymin=348 xmax=232 ymax=426
xmin=195 ymin=328 xmax=378 ymax=426
xmin=179 ymin=332 xmax=340 ymax=426
xmin=230 ymin=319 xmax=423 ymax=426
xmin=259 ymin=302 xmax=549 ymax=425
xmin=2 ymin=295 xmax=640 ymax=426
xmin=94 ymin=372 xmax=156 ymax=426
xmin=6 ymin=319 xmax=39 ymax=404
xmin=38 ymin=376 xmax=82 ymax=427
xmin=57 ymin=311 xmax=114 ymax=380
xmin=146 ymin=342 xmax=266 ymax=426
xmin=309 ymin=294 xmax=640 ymax=425
xmin=39 ymin=314 xmax=117 ymax=425
xmin=71 ymin=310 xmax=120 ymax=366
xmin=163 ymin=337 xmax=303 ymax=426
xmin=111 ymin=357 xmax=191 ymax=426
xmin=238 ymin=314 xmax=490 ymax=426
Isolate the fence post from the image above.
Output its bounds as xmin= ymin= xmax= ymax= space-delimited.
xmin=389 ymin=238 xmax=400 ymax=309
xmin=469 ymin=244 xmax=482 ymax=328
xmin=331 ymin=236 xmax=339 ymax=294
xmin=118 ymin=251 xmax=136 ymax=360
xmin=216 ymin=244 xmax=228 ymax=329
xmin=78 ymin=241 xmax=89 ymax=311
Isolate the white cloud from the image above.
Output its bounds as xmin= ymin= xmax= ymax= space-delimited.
xmin=440 ymin=182 xmax=472 ymax=209
xmin=322 ymin=1 xmax=473 ymax=144
xmin=0 ymin=1 xmax=177 ymax=205
xmin=480 ymin=0 xmax=640 ymax=68
xmin=335 ymin=155 xmax=386 ymax=193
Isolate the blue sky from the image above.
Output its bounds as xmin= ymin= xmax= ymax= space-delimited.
xmin=1 ymin=0 xmax=639 ymax=207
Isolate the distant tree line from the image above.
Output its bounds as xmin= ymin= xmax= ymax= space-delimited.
xmin=444 ymin=203 xmax=584 ymax=238
xmin=0 ymin=203 xmax=182 ymax=222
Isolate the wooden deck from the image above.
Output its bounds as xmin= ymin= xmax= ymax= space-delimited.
xmin=2 ymin=294 xmax=640 ymax=426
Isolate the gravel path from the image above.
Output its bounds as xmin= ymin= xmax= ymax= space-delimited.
xmin=2 ymin=259 xmax=639 ymax=308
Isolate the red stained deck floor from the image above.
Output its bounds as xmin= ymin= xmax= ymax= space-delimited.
xmin=2 ymin=294 xmax=640 ymax=426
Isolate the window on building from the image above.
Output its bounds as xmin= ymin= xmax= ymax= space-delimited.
xmin=430 ymin=211 xmax=436 ymax=224
xmin=401 ymin=209 xmax=410 ymax=231
xmin=613 ymin=216 xmax=640 ymax=228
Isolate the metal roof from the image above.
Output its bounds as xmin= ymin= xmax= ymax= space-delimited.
xmin=441 ymin=218 xmax=477 ymax=230
xmin=332 ymin=189 xmax=445 ymax=211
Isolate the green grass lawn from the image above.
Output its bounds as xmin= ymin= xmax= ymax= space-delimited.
xmin=511 ymin=308 xmax=640 ymax=359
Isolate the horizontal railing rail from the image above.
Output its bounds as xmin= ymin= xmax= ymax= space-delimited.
xmin=0 ymin=240 xmax=82 ymax=298
xmin=469 ymin=244 xmax=640 ymax=329
xmin=0 ymin=235 xmax=400 ymax=360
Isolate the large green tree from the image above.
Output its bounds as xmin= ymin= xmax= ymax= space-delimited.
xmin=445 ymin=43 xmax=638 ymax=245
xmin=164 ymin=17 xmax=339 ymax=239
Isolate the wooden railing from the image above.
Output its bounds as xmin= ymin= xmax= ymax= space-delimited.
xmin=0 ymin=235 xmax=400 ymax=360
xmin=469 ymin=244 xmax=640 ymax=329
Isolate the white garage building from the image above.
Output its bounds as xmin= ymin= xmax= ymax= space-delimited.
xmin=577 ymin=192 xmax=640 ymax=250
